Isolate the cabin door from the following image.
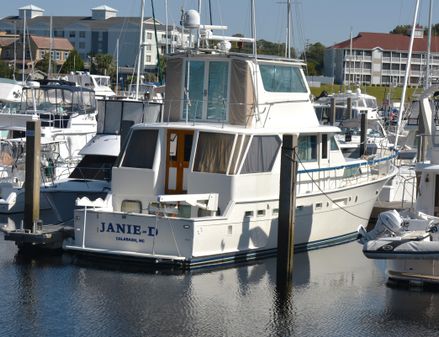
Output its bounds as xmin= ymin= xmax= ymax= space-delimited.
xmin=165 ymin=130 xmax=194 ymax=194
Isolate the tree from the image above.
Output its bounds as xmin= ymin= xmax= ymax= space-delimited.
xmin=301 ymin=42 xmax=325 ymax=75
xmin=35 ymin=53 xmax=56 ymax=74
xmin=229 ymin=34 xmax=296 ymax=57
xmin=0 ymin=60 xmax=13 ymax=78
xmin=62 ymin=50 xmax=84 ymax=73
xmin=90 ymin=53 xmax=115 ymax=76
xmin=390 ymin=25 xmax=411 ymax=35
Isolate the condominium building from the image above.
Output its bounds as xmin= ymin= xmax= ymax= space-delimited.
xmin=324 ymin=26 xmax=439 ymax=86
xmin=0 ymin=4 xmax=184 ymax=72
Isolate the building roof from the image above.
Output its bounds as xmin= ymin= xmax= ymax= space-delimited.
xmin=91 ymin=5 xmax=118 ymax=12
xmin=330 ymin=32 xmax=439 ymax=53
xmin=19 ymin=4 xmax=44 ymax=11
xmin=0 ymin=37 xmax=18 ymax=47
xmin=31 ymin=35 xmax=73 ymax=50
xmin=0 ymin=15 xmax=159 ymax=30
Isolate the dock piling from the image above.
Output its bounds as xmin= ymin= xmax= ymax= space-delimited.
xmin=276 ymin=134 xmax=298 ymax=291
xmin=24 ymin=119 xmax=41 ymax=230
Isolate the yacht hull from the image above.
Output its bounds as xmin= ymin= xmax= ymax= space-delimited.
xmin=66 ymin=176 xmax=389 ymax=268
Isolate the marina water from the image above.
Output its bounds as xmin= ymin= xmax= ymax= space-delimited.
xmin=1 ymin=232 xmax=439 ymax=337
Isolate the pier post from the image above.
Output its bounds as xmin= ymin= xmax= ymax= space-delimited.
xmin=329 ymin=97 xmax=336 ymax=125
xmin=24 ymin=119 xmax=41 ymax=231
xmin=277 ymin=134 xmax=298 ymax=290
xmin=346 ymin=97 xmax=352 ymax=120
xmin=360 ymin=112 xmax=368 ymax=156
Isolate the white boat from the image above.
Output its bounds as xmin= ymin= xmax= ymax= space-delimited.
xmin=314 ymin=88 xmax=381 ymax=125
xmin=0 ymin=98 xmax=162 ymax=226
xmin=358 ymin=84 xmax=439 ymax=285
xmin=65 ymin=9 xmax=396 ymax=268
xmin=0 ymin=78 xmax=22 ymax=115
xmin=0 ymin=79 xmax=97 ymax=213
xmin=66 ymin=72 xmax=116 ymax=100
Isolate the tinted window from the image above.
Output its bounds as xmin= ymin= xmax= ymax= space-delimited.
xmin=121 ymin=129 xmax=158 ymax=168
xmin=260 ymin=64 xmax=307 ymax=93
xmin=241 ymin=135 xmax=281 ymax=174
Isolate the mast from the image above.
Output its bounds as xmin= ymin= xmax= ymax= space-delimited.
xmin=348 ymin=29 xmax=352 ymax=89
xmin=13 ymin=21 xmax=16 ymax=80
xmin=135 ymin=0 xmax=145 ymax=100
xmin=151 ymin=0 xmax=162 ymax=83
xmin=395 ymin=0 xmax=420 ymax=148
xmin=287 ymin=0 xmax=291 ymax=58
xmin=165 ymin=0 xmax=169 ymax=54
xmin=48 ymin=16 xmax=53 ymax=78
xmin=116 ymin=38 xmax=119 ymax=96
xmin=426 ymin=0 xmax=433 ymax=89
xmin=22 ymin=9 xmax=26 ymax=83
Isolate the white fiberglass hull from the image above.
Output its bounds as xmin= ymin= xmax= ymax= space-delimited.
xmin=0 ymin=180 xmax=109 ymax=223
xmin=387 ymin=259 xmax=439 ymax=284
xmin=66 ymin=175 xmax=389 ymax=268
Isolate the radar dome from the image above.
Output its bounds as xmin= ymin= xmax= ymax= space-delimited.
xmin=184 ymin=10 xmax=200 ymax=28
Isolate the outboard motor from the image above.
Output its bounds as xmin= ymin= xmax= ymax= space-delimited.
xmin=358 ymin=210 xmax=404 ymax=244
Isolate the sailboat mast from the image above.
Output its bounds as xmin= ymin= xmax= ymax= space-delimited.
xmin=116 ymin=38 xmax=119 ymax=96
xmin=395 ymin=0 xmax=420 ymax=148
xmin=48 ymin=16 xmax=53 ymax=78
xmin=287 ymin=0 xmax=291 ymax=58
xmin=135 ymin=0 xmax=146 ymax=100
xmin=22 ymin=9 xmax=26 ymax=83
xmin=426 ymin=0 xmax=433 ymax=89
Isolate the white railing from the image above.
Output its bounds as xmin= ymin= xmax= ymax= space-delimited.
xmin=296 ymin=152 xmax=397 ymax=195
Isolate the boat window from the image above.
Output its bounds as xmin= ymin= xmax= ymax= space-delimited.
xmin=183 ymin=60 xmax=229 ymax=121
xmin=298 ymin=135 xmax=317 ymax=162
xmin=103 ymin=101 xmax=123 ymax=134
xmin=241 ymin=135 xmax=281 ymax=174
xmin=207 ymin=61 xmax=229 ymax=120
xmin=322 ymin=134 xmax=328 ymax=159
xmin=229 ymin=135 xmax=250 ymax=175
xmin=330 ymin=136 xmax=339 ymax=151
xmin=69 ymin=155 xmax=117 ymax=180
xmin=121 ymin=129 xmax=158 ymax=169
xmin=193 ymin=132 xmax=234 ymax=174
xmin=183 ymin=60 xmax=205 ymax=121
xmin=259 ymin=64 xmax=307 ymax=93
xmin=365 ymin=98 xmax=377 ymax=109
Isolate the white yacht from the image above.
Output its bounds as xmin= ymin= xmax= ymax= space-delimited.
xmin=0 ymin=79 xmax=97 ymax=212
xmin=66 ymin=72 xmax=116 ymax=100
xmin=65 ymin=11 xmax=396 ymax=268
xmin=0 ymin=98 xmax=161 ymax=227
xmin=314 ymin=88 xmax=380 ymax=124
xmin=359 ymin=85 xmax=439 ymax=285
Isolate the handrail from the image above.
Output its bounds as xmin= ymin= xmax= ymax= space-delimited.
xmin=298 ymin=152 xmax=397 ymax=174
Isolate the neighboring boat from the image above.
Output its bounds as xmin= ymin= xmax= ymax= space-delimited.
xmin=0 ymin=78 xmax=22 ymax=115
xmin=66 ymin=72 xmax=116 ymax=100
xmin=358 ymin=84 xmax=439 ymax=285
xmin=0 ymin=98 xmax=162 ymax=226
xmin=314 ymin=88 xmax=381 ymax=125
xmin=65 ymin=9 xmax=396 ymax=268
xmin=0 ymin=79 xmax=97 ymax=215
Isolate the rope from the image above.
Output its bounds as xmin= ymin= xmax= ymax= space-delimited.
xmin=283 ymin=147 xmax=371 ymax=221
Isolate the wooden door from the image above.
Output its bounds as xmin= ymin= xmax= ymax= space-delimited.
xmin=165 ymin=129 xmax=194 ymax=194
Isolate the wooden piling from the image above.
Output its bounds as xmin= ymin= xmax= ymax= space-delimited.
xmin=329 ymin=97 xmax=336 ymax=125
xmin=346 ymin=97 xmax=352 ymax=120
xmin=24 ymin=119 xmax=41 ymax=231
xmin=360 ymin=112 xmax=368 ymax=156
xmin=276 ymin=134 xmax=298 ymax=290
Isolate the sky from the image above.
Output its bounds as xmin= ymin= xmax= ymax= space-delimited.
xmin=1 ymin=0 xmax=438 ymax=52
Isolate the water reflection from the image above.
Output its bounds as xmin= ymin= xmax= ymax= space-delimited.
xmin=1 ymin=235 xmax=439 ymax=337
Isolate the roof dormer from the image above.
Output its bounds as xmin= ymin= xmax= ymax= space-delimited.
xmin=91 ymin=5 xmax=118 ymax=20
xmin=18 ymin=4 xmax=44 ymax=19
